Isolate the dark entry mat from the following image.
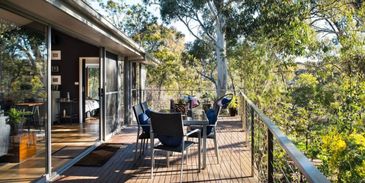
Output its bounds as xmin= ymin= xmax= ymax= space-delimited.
xmin=74 ymin=143 xmax=123 ymax=167
xmin=52 ymin=146 xmax=90 ymax=159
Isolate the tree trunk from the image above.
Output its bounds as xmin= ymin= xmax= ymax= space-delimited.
xmin=215 ymin=14 xmax=227 ymax=98
xmin=228 ymin=66 xmax=236 ymax=95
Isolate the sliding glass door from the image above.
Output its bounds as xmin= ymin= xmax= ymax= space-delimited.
xmin=0 ymin=8 xmax=48 ymax=182
xmin=118 ymin=61 xmax=124 ymax=125
xmin=103 ymin=52 xmax=119 ymax=136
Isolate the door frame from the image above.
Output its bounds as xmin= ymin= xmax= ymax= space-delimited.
xmin=78 ymin=57 xmax=99 ymax=124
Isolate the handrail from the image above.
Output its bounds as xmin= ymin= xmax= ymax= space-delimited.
xmin=239 ymin=91 xmax=329 ymax=183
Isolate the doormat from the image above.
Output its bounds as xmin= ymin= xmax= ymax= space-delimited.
xmin=74 ymin=143 xmax=123 ymax=167
xmin=52 ymin=146 xmax=90 ymax=159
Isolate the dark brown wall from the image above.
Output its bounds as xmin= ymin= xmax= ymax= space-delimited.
xmin=51 ymin=29 xmax=99 ymax=116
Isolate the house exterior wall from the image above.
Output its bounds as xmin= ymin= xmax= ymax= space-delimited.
xmin=51 ymin=29 xmax=99 ymax=118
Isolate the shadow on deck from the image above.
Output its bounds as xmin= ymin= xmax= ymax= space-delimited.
xmin=55 ymin=117 xmax=257 ymax=183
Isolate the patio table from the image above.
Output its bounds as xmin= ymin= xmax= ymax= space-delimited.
xmin=183 ymin=117 xmax=208 ymax=169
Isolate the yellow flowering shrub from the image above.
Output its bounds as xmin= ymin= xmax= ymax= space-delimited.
xmin=349 ymin=133 xmax=365 ymax=149
xmin=322 ymin=132 xmax=347 ymax=154
xmin=321 ymin=131 xmax=365 ymax=181
xmin=355 ymin=160 xmax=365 ymax=178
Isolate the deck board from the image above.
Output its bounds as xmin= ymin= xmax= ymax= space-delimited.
xmin=55 ymin=117 xmax=257 ymax=183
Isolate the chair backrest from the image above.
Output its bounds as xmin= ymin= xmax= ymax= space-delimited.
xmin=132 ymin=104 xmax=144 ymax=125
xmin=213 ymin=101 xmax=222 ymax=118
xmin=150 ymin=111 xmax=184 ymax=137
xmin=214 ymin=93 xmax=234 ymax=114
xmin=140 ymin=102 xmax=149 ymax=112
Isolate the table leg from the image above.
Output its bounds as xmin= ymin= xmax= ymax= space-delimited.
xmin=34 ymin=106 xmax=40 ymax=130
xmin=203 ymin=124 xmax=207 ymax=169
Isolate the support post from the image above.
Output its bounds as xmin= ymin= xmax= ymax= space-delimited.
xmin=100 ymin=47 xmax=106 ymax=141
xmin=267 ymin=129 xmax=274 ymax=183
xmin=46 ymin=25 xmax=52 ymax=179
xmin=251 ymin=108 xmax=255 ymax=177
xmin=244 ymin=99 xmax=248 ymax=146
xmin=124 ymin=57 xmax=132 ymax=125
xmin=268 ymin=129 xmax=273 ymax=183
xmin=242 ymin=97 xmax=246 ymax=132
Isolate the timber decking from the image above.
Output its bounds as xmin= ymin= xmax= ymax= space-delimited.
xmin=0 ymin=118 xmax=99 ymax=183
xmin=56 ymin=117 xmax=257 ymax=183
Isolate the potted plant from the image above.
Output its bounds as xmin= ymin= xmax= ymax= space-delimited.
xmin=227 ymin=96 xmax=238 ymax=116
xmin=201 ymin=92 xmax=213 ymax=112
xmin=7 ymin=108 xmax=25 ymax=135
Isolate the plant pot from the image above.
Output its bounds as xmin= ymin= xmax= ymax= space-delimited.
xmin=228 ymin=107 xmax=237 ymax=116
xmin=10 ymin=122 xmax=23 ymax=136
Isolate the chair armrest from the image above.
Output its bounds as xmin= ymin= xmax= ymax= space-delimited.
xmin=186 ymin=129 xmax=200 ymax=137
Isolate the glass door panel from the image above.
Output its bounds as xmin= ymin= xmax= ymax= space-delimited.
xmin=0 ymin=9 xmax=47 ymax=182
xmin=104 ymin=52 xmax=118 ymax=135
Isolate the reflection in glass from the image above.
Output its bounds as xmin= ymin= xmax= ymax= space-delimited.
xmin=105 ymin=52 xmax=118 ymax=135
xmin=105 ymin=53 xmax=118 ymax=92
xmin=118 ymin=61 xmax=124 ymax=125
xmin=105 ymin=94 xmax=118 ymax=134
xmin=131 ymin=62 xmax=139 ymax=105
xmin=0 ymin=9 xmax=47 ymax=182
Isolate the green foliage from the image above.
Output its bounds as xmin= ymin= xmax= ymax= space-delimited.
xmin=0 ymin=19 xmax=47 ymax=102
xmin=228 ymin=1 xmax=365 ymax=182
xmin=291 ymin=73 xmax=318 ymax=107
xmin=227 ymin=95 xmax=238 ymax=109
xmin=201 ymin=92 xmax=214 ymax=103
xmin=7 ymin=108 xmax=26 ymax=125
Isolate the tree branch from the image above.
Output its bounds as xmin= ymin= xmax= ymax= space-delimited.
xmin=207 ymin=1 xmax=218 ymax=20
xmin=196 ymin=69 xmax=216 ymax=86
xmin=176 ymin=14 xmax=211 ymax=45
xmin=193 ymin=11 xmax=216 ymax=42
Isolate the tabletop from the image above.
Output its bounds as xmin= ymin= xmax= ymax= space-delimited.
xmin=183 ymin=109 xmax=208 ymax=125
xmin=15 ymin=102 xmax=44 ymax=107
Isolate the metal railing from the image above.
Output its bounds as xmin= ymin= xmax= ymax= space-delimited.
xmin=141 ymin=89 xmax=216 ymax=110
xmin=239 ymin=91 xmax=329 ymax=183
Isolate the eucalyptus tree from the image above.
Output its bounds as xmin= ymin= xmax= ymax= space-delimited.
xmin=92 ymin=1 xmax=185 ymax=88
xmin=143 ymin=0 xmax=257 ymax=97
xmin=92 ymin=0 xmax=158 ymax=38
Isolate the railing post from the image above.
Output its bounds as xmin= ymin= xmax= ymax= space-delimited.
xmin=242 ymin=97 xmax=246 ymax=132
xmin=251 ymin=107 xmax=254 ymax=177
xmin=268 ymin=129 xmax=273 ymax=183
xmin=244 ymin=98 xmax=248 ymax=145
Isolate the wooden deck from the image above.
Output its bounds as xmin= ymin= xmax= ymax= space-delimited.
xmin=55 ymin=117 xmax=257 ymax=183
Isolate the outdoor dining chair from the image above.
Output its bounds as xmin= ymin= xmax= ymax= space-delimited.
xmin=187 ymin=95 xmax=226 ymax=164
xmin=140 ymin=101 xmax=149 ymax=113
xmin=132 ymin=104 xmax=155 ymax=161
xmin=149 ymin=111 xmax=201 ymax=182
